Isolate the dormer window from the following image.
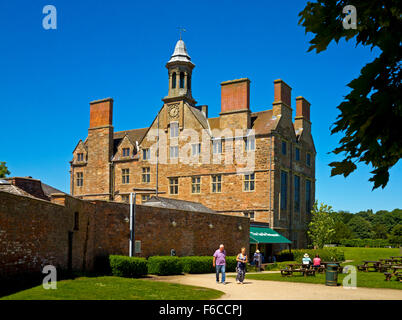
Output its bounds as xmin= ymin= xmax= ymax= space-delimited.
xmin=122 ymin=148 xmax=130 ymax=157
xmin=143 ymin=148 xmax=150 ymax=160
xmin=77 ymin=153 xmax=84 ymax=162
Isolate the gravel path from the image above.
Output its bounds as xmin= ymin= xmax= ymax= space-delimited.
xmin=150 ymin=272 xmax=402 ymax=300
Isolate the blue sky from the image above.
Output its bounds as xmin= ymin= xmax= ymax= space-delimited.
xmin=1 ymin=0 xmax=400 ymax=212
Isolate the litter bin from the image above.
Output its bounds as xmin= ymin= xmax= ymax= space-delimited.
xmin=325 ymin=263 xmax=338 ymax=286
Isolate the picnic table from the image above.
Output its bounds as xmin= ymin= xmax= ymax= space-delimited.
xmin=280 ymin=263 xmax=316 ymax=277
xmin=384 ymin=265 xmax=402 ymax=282
xmin=358 ymin=261 xmax=381 ymax=272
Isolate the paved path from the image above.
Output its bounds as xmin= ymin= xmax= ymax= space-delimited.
xmin=149 ymin=272 xmax=402 ymax=300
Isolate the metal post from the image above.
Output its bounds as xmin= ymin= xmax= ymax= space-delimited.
xmin=133 ymin=192 xmax=136 ymax=255
xmin=156 ymin=112 xmax=159 ymax=196
xmin=129 ymin=192 xmax=133 ymax=257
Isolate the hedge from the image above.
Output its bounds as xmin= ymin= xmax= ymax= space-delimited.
xmin=339 ymin=239 xmax=393 ymax=247
xmin=181 ymin=256 xmax=214 ymax=274
xmin=276 ymin=248 xmax=345 ymax=263
xmin=147 ymin=256 xmax=183 ymax=275
xmin=109 ymin=255 xmax=148 ymax=278
xmin=263 ymin=261 xmax=297 ymax=271
xmin=177 ymin=256 xmax=239 ymax=274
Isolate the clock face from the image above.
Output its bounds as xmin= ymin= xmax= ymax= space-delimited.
xmin=169 ymin=104 xmax=179 ymax=118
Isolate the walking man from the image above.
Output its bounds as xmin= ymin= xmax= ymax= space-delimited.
xmin=213 ymin=244 xmax=226 ymax=284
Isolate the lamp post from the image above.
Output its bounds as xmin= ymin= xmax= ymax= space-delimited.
xmin=129 ymin=192 xmax=136 ymax=257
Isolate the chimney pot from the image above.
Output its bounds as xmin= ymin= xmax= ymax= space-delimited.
xmin=295 ymin=96 xmax=311 ymax=122
xmin=273 ymin=79 xmax=292 ymax=107
xmin=220 ymin=78 xmax=250 ymax=114
xmin=89 ymin=98 xmax=113 ymax=128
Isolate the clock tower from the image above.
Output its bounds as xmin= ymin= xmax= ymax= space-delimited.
xmin=163 ymin=39 xmax=196 ymax=105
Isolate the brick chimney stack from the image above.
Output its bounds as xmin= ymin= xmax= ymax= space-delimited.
xmin=86 ymin=98 xmax=114 ymax=199
xmin=294 ymin=96 xmax=311 ymax=134
xmin=272 ymin=79 xmax=292 ymax=121
xmin=220 ymin=78 xmax=251 ymax=130
xmin=89 ymin=98 xmax=113 ymax=128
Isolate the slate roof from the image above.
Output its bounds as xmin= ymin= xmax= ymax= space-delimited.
xmin=114 ymin=128 xmax=148 ymax=144
xmin=0 ymin=177 xmax=66 ymax=201
xmin=142 ymin=196 xmax=216 ymax=213
xmin=207 ymin=109 xmax=279 ymax=136
xmin=0 ymin=180 xmax=35 ymax=198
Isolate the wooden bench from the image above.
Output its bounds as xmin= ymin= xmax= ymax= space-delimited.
xmin=304 ymin=269 xmax=316 ymax=277
xmin=358 ymin=265 xmax=369 ymax=272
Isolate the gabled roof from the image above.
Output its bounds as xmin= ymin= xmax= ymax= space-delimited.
xmin=72 ymin=139 xmax=88 ymax=154
xmin=114 ymin=128 xmax=148 ymax=144
xmin=250 ymin=109 xmax=279 ymax=135
xmin=187 ymin=103 xmax=210 ymax=132
xmin=142 ymin=196 xmax=216 ymax=213
xmin=207 ymin=109 xmax=279 ymax=136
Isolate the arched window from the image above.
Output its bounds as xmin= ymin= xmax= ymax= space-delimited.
xmin=172 ymin=72 xmax=176 ymax=89
xmin=180 ymin=72 xmax=185 ymax=88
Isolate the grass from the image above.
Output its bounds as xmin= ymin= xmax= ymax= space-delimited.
xmin=239 ymin=247 xmax=402 ymax=290
xmin=339 ymin=246 xmax=401 ymax=266
xmin=244 ymin=271 xmax=402 ymax=290
xmin=0 ymin=276 xmax=224 ymax=300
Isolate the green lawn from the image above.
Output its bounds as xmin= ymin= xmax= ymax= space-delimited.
xmin=0 ymin=276 xmax=224 ymax=300
xmin=339 ymin=246 xmax=401 ymax=266
xmin=242 ymin=247 xmax=402 ymax=290
xmin=244 ymin=271 xmax=401 ymax=290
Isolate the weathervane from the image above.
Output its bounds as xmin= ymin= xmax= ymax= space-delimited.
xmin=178 ymin=27 xmax=186 ymax=40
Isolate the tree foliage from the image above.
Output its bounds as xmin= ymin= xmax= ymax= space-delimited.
xmin=0 ymin=162 xmax=10 ymax=178
xmin=347 ymin=216 xmax=374 ymax=239
xmin=299 ymin=0 xmax=402 ymax=189
xmin=389 ymin=224 xmax=402 ymax=245
xmin=307 ymin=201 xmax=336 ymax=248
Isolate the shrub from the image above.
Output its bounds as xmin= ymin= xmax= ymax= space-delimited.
xmin=180 ymin=256 xmax=238 ymax=274
xmin=109 ymin=255 xmax=148 ymax=278
xmin=225 ymin=256 xmax=237 ymax=272
xmin=276 ymin=248 xmax=345 ymax=263
xmin=263 ymin=261 xmax=297 ymax=271
xmin=147 ymin=256 xmax=183 ymax=276
xmin=181 ymin=256 xmax=215 ymax=274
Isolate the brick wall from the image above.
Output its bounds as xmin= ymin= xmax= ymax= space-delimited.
xmin=0 ymin=191 xmax=249 ymax=279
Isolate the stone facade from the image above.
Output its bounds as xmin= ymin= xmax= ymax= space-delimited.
xmin=70 ymin=40 xmax=316 ymax=248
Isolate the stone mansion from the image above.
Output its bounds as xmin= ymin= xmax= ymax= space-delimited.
xmin=70 ymin=39 xmax=316 ymax=248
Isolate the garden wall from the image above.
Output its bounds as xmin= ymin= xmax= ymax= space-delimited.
xmin=0 ymin=191 xmax=249 ymax=279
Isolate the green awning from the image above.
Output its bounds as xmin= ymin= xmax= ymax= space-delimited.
xmin=250 ymin=226 xmax=292 ymax=244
